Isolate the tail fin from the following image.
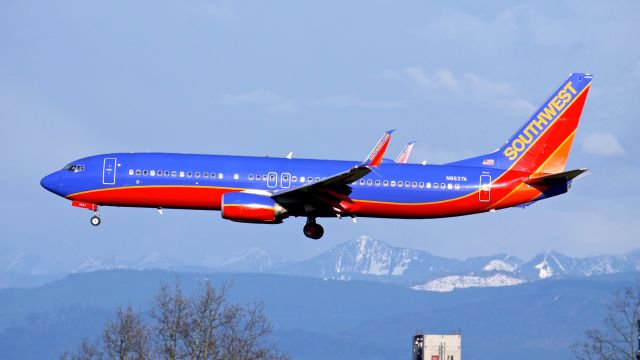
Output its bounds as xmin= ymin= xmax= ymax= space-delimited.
xmin=448 ymin=73 xmax=592 ymax=174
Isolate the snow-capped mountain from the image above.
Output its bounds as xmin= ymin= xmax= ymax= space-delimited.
xmin=73 ymin=252 xmax=184 ymax=273
xmin=275 ymin=237 xmax=640 ymax=291
xmin=520 ymin=251 xmax=640 ymax=280
xmin=4 ymin=236 xmax=639 ymax=292
xmin=219 ymin=248 xmax=289 ymax=273
xmin=412 ymin=274 xmax=525 ymax=292
xmin=74 ymin=257 xmax=128 ymax=273
xmin=276 ymin=236 xmax=522 ymax=286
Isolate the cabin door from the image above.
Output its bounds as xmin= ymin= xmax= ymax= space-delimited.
xmin=280 ymin=173 xmax=291 ymax=189
xmin=102 ymin=158 xmax=117 ymax=185
xmin=479 ymin=174 xmax=491 ymax=202
xmin=267 ymin=171 xmax=278 ymax=188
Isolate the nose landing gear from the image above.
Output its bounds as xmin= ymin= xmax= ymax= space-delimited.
xmin=90 ymin=215 xmax=101 ymax=226
xmin=90 ymin=210 xmax=101 ymax=226
xmin=303 ymin=217 xmax=324 ymax=240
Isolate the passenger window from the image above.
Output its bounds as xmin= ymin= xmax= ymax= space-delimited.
xmin=129 ymin=169 xmax=134 ymax=175
xmin=150 ymin=170 xmax=155 ymax=176
xmin=171 ymin=171 xmax=177 ymax=177
xmin=165 ymin=171 xmax=170 ymax=177
xmin=203 ymin=172 xmax=208 ymax=178
xmin=292 ymin=176 xmax=297 ymax=182
xmin=195 ymin=172 xmax=200 ymax=178
xmin=366 ymin=179 xmax=372 ymax=186
xmin=360 ymin=179 xmax=365 ymax=185
xmin=412 ymin=182 xmax=417 ymax=188
xmin=398 ymin=181 xmax=403 ymax=187
xmin=419 ymin=182 xmax=424 ymax=188
xmin=383 ymin=180 xmax=389 ymax=187
xmin=440 ymin=183 xmax=445 ymax=189
xmin=187 ymin=172 xmax=192 ymax=177
xmin=375 ymin=180 xmax=380 ymax=186
xmin=405 ymin=181 xmax=410 ymax=187
xmin=454 ymin=183 xmax=460 ymax=190
xmin=249 ymin=174 xmax=254 ymax=180
xmin=218 ymin=173 xmax=223 ymax=179
xmin=157 ymin=170 xmax=162 ymax=176
xmin=143 ymin=170 xmax=148 ymax=176
xmin=234 ymin=173 xmax=239 ymax=180
xmin=390 ymin=181 xmax=396 ymax=187
xmin=300 ymin=176 xmax=306 ymax=183
xmin=316 ymin=177 xmax=320 ymax=182
xmin=179 ymin=171 xmax=185 ymax=177
xmin=426 ymin=182 xmax=431 ymax=189
xmin=434 ymin=182 xmax=439 ymax=189
xmin=136 ymin=170 xmax=141 ymax=176
xmin=447 ymin=183 xmax=453 ymax=190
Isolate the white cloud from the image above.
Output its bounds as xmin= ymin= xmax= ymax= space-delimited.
xmin=310 ymin=95 xmax=403 ymax=109
xmin=222 ymin=89 xmax=297 ymax=112
xmin=403 ymin=67 xmax=459 ymax=91
xmin=385 ymin=67 xmax=534 ymax=114
xmin=223 ymin=91 xmax=403 ymax=112
xmin=420 ymin=9 xmax=519 ymax=49
xmin=581 ymin=132 xmax=626 ymax=156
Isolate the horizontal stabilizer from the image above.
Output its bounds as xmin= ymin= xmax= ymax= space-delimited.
xmin=524 ymin=168 xmax=587 ymax=186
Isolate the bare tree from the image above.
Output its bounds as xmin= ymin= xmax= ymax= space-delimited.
xmin=62 ymin=280 xmax=288 ymax=360
xmin=103 ymin=305 xmax=149 ymax=360
xmin=61 ymin=338 xmax=103 ymax=360
xmin=218 ymin=302 xmax=281 ymax=360
xmin=574 ymin=280 xmax=640 ymax=360
xmin=149 ymin=283 xmax=190 ymax=360
xmin=181 ymin=282 xmax=233 ymax=360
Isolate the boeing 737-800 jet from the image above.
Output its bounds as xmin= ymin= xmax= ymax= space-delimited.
xmin=41 ymin=73 xmax=592 ymax=239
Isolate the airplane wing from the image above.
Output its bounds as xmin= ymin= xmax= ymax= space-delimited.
xmin=395 ymin=141 xmax=415 ymax=164
xmin=271 ymin=130 xmax=395 ymax=215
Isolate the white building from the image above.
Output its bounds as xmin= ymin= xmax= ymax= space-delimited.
xmin=412 ymin=331 xmax=461 ymax=360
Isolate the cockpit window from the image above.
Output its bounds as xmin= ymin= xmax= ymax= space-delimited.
xmin=64 ymin=164 xmax=85 ymax=173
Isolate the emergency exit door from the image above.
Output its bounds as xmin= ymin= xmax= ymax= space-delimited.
xmin=102 ymin=158 xmax=117 ymax=185
xmin=479 ymin=174 xmax=491 ymax=202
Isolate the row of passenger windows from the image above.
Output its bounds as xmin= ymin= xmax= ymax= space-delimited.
xmin=353 ymin=179 xmax=461 ymax=190
xmin=128 ymin=169 xmax=229 ymax=179
xmin=128 ymin=169 xmax=461 ymax=190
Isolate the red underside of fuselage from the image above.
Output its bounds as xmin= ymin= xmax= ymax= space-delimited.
xmin=66 ymin=180 xmax=545 ymax=219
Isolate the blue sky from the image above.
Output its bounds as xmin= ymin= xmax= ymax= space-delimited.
xmin=1 ymin=1 xmax=638 ymax=271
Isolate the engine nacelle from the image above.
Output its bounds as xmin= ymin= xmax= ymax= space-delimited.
xmin=221 ymin=192 xmax=286 ymax=224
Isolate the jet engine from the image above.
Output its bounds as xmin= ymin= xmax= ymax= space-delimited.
xmin=221 ymin=192 xmax=287 ymax=223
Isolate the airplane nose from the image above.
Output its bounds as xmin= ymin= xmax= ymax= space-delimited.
xmin=40 ymin=172 xmax=62 ymax=195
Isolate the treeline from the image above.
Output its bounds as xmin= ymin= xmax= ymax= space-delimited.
xmin=60 ymin=281 xmax=288 ymax=360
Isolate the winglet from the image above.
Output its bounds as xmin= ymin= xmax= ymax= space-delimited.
xmin=364 ymin=129 xmax=395 ymax=167
xmin=395 ymin=141 xmax=416 ymax=164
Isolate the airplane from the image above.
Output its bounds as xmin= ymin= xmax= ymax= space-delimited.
xmin=41 ymin=72 xmax=592 ymax=240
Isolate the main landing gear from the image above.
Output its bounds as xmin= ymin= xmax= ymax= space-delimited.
xmin=303 ymin=217 xmax=324 ymax=240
